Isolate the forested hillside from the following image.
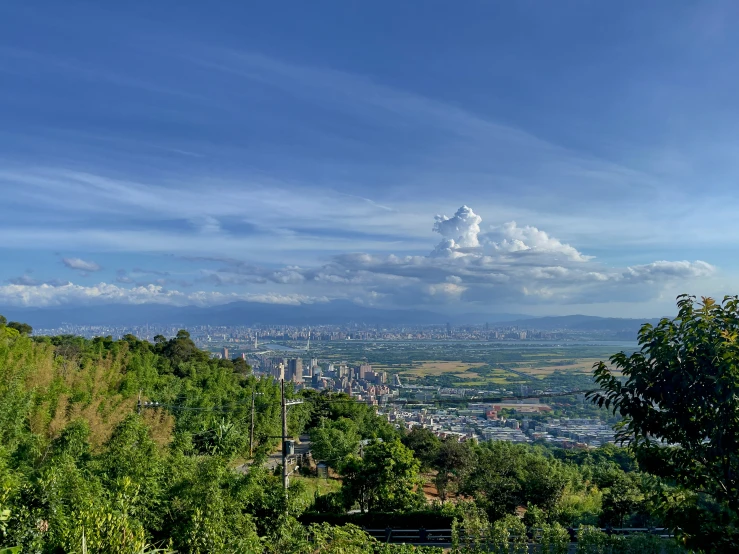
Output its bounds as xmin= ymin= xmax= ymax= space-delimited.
xmin=0 ymin=311 xmax=720 ymax=553
xmin=0 ymin=319 xmax=417 ymax=553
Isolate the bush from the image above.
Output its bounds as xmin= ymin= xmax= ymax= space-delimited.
xmin=576 ymin=526 xmax=609 ymax=554
xmin=311 ymin=492 xmax=345 ymax=514
xmin=490 ymin=515 xmax=527 ymax=554
xmin=537 ymin=522 xmax=570 ymax=554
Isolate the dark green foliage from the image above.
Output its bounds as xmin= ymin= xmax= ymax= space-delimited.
xmin=401 ymin=427 xmax=441 ymax=471
xmin=6 ymin=322 xmax=31 ymax=336
xmin=433 ymin=439 xmax=474 ymax=503
xmin=339 ymin=440 xmax=424 ymax=513
xmin=460 ymin=442 xmax=569 ymax=521
xmin=232 ymin=356 xmax=251 ymax=375
xmin=589 ymin=295 xmax=739 ymax=550
xmin=156 ymin=329 xmax=211 ymax=369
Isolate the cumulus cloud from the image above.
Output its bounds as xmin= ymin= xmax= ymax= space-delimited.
xmin=8 ymin=206 xmax=715 ymax=310
xmin=429 ymin=206 xmax=590 ymax=262
xmin=201 ymin=205 xmax=715 ymax=308
xmin=62 ymin=257 xmax=101 ymax=272
xmin=484 ymin=221 xmax=592 ymax=261
xmin=433 ymin=205 xmax=482 ymax=248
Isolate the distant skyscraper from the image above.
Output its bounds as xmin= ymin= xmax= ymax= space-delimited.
xmin=287 ymin=358 xmax=303 ymax=383
xmin=221 ymin=347 xmax=229 ymax=360
xmin=273 ymin=362 xmax=285 ymax=381
xmin=359 ymin=364 xmax=371 ymax=380
xmin=446 ymin=322 xmax=452 ymax=336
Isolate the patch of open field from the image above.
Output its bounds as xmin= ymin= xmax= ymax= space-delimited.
xmin=403 ymin=361 xmax=482 ymax=376
xmin=513 ymin=358 xmax=615 ymax=378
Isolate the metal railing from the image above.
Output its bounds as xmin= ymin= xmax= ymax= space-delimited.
xmin=362 ymin=527 xmax=674 ymax=544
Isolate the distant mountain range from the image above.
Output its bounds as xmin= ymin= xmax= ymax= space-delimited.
xmin=0 ymin=301 xmax=662 ymax=333
xmin=0 ymin=301 xmax=526 ymax=328
xmin=504 ymin=314 xmax=662 ymax=334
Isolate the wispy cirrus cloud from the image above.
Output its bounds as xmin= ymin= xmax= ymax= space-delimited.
xmin=1 ymin=15 xmax=737 ymax=320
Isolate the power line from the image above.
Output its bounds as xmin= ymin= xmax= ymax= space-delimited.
xmin=139 ymin=389 xmax=597 ymax=413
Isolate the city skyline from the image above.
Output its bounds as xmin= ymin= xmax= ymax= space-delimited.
xmin=2 ymin=2 xmax=737 ymax=318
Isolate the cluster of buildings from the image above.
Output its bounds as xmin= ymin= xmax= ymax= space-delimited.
xmin=385 ymin=403 xmax=615 ymax=448
xmin=34 ymin=322 xmax=570 ymax=343
xmin=255 ymin=358 xmax=395 ymax=406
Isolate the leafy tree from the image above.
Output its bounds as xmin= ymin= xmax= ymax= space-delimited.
xmin=305 ymin=392 xmax=398 ymax=441
xmin=95 ymin=415 xmax=165 ymax=531
xmin=232 ymin=357 xmax=251 ymax=375
xmin=599 ymin=473 xmax=644 ymax=527
xmin=6 ymin=323 xmax=31 ymax=336
xmin=520 ymin=454 xmax=568 ymax=513
xmin=590 ymin=296 xmax=739 ymax=546
xmin=537 ymin=522 xmax=570 ymax=554
xmin=433 ymin=440 xmax=474 ymax=503
xmin=401 ymin=427 xmax=440 ymax=472
xmin=461 ymin=442 xmax=524 ymax=521
xmin=156 ymin=330 xmax=210 ymax=368
xmin=340 ymin=439 xmax=423 ymax=513
xmin=0 ymin=315 xmax=6 ymax=327
xmin=310 ymin=418 xmax=360 ymax=469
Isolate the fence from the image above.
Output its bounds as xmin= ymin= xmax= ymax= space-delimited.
xmin=362 ymin=527 xmax=674 ymax=544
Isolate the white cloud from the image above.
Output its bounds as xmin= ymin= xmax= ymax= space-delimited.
xmin=623 ymin=260 xmax=716 ymax=282
xmin=484 ymin=221 xmax=592 ymax=261
xmin=62 ymin=257 xmax=102 ymax=272
xmin=433 ymin=205 xmax=482 ymax=248
xmin=201 ymin=205 xmax=716 ymax=309
xmin=0 ymin=282 xmax=328 ymax=308
xmin=1 ymin=206 xmax=717 ymax=312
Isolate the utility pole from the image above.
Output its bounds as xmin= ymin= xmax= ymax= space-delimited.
xmin=281 ymin=379 xmax=304 ymax=499
xmin=281 ymin=379 xmax=288 ymax=494
xmin=249 ymin=391 xmax=264 ymax=458
xmin=250 ymin=390 xmax=256 ymax=458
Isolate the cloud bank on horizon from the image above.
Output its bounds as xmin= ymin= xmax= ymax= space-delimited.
xmin=0 ymin=206 xmax=715 ymax=313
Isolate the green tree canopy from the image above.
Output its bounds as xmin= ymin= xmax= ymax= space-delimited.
xmin=340 ymin=439 xmax=423 ymax=513
xmin=6 ymin=322 xmax=31 ymax=336
xmin=310 ymin=418 xmax=360 ymax=469
xmin=589 ymin=295 xmax=739 ymax=548
xmin=401 ymin=427 xmax=440 ymax=472
xmin=433 ymin=439 xmax=474 ymax=503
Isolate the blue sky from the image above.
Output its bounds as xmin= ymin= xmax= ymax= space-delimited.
xmin=1 ymin=1 xmax=736 ymax=317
